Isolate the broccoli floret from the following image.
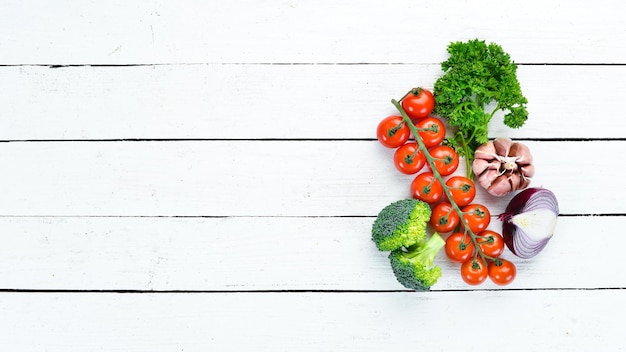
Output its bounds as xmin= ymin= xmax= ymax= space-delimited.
xmin=371 ymin=199 xmax=431 ymax=251
xmin=388 ymin=232 xmax=446 ymax=291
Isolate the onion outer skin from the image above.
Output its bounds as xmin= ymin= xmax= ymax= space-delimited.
xmin=499 ymin=188 xmax=559 ymax=259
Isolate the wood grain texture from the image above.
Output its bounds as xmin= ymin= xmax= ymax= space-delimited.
xmin=1 ymin=64 xmax=625 ymax=140
xmin=0 ymin=216 xmax=619 ymax=291
xmin=0 ymin=290 xmax=622 ymax=351
xmin=0 ymin=140 xmax=617 ymax=216
xmin=1 ymin=0 xmax=624 ymax=64
xmin=2 ymin=1 xmax=625 ymax=350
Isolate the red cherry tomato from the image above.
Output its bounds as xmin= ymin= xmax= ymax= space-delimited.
xmin=488 ymin=259 xmax=517 ymax=286
xmin=393 ymin=143 xmax=426 ymax=175
xmin=430 ymin=202 xmax=460 ymax=233
xmin=376 ymin=115 xmax=410 ymax=148
xmin=400 ymin=88 xmax=435 ymax=120
xmin=428 ymin=145 xmax=459 ymax=176
xmin=476 ymin=230 xmax=505 ymax=258
xmin=410 ymin=172 xmax=443 ymax=204
xmin=415 ymin=117 xmax=446 ymax=148
xmin=445 ymin=232 xmax=475 ymax=263
xmin=461 ymin=258 xmax=488 ymax=285
xmin=445 ymin=176 xmax=476 ymax=207
xmin=461 ymin=204 xmax=491 ymax=234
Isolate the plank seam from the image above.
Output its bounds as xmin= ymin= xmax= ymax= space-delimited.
xmin=0 ymin=214 xmax=623 ymax=218
xmin=1 ymin=63 xmax=626 ymax=68
xmin=0 ymin=288 xmax=623 ymax=294
xmin=1 ymin=138 xmax=625 ymax=143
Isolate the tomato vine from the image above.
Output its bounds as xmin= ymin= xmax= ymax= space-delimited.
xmin=390 ymin=96 xmax=505 ymax=279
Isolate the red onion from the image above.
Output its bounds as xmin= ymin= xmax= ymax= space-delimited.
xmin=498 ymin=188 xmax=559 ymax=258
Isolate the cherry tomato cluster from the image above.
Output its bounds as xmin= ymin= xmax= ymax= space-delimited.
xmin=445 ymin=230 xmax=516 ymax=286
xmin=377 ymin=87 xmax=517 ymax=287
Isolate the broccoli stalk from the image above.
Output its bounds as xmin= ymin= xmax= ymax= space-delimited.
xmin=389 ymin=232 xmax=446 ymax=291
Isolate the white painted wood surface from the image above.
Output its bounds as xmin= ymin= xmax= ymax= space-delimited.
xmin=0 ymin=290 xmax=621 ymax=351
xmin=0 ymin=140 xmax=618 ymax=216
xmin=1 ymin=1 xmax=624 ymax=351
xmin=2 ymin=64 xmax=625 ymax=139
xmin=0 ymin=216 xmax=621 ymax=290
xmin=1 ymin=0 xmax=624 ymax=64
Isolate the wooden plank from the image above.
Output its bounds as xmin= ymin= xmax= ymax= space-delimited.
xmin=1 ymin=1 xmax=623 ymax=64
xmin=2 ymin=2 xmax=621 ymax=350
xmin=0 ymin=216 xmax=621 ymax=290
xmin=0 ymin=290 xmax=622 ymax=351
xmin=0 ymin=140 xmax=617 ymax=216
xmin=1 ymin=64 xmax=625 ymax=140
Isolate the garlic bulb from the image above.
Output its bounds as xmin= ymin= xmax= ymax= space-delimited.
xmin=472 ymin=138 xmax=534 ymax=197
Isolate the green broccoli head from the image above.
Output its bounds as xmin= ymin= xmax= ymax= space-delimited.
xmin=371 ymin=199 xmax=432 ymax=251
xmin=388 ymin=232 xmax=446 ymax=291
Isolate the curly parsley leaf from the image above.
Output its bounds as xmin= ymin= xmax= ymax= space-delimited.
xmin=433 ymin=39 xmax=528 ymax=178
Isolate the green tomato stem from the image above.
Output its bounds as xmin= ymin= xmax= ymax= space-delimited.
xmin=407 ymin=144 xmax=422 ymax=161
xmin=417 ymin=126 xmax=438 ymax=133
xmin=477 ymin=236 xmax=495 ymax=244
xmin=388 ymin=121 xmax=405 ymax=137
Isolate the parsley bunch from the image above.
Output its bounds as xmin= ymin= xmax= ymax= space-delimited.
xmin=433 ymin=39 xmax=528 ymax=180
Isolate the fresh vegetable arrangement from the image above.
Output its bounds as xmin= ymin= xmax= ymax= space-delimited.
xmin=372 ymin=39 xmax=559 ymax=290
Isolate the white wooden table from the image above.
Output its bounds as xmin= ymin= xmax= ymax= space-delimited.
xmin=1 ymin=1 xmax=625 ymax=350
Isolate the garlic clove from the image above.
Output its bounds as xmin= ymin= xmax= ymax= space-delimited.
xmin=472 ymin=158 xmax=498 ymax=176
xmin=477 ymin=168 xmax=499 ymax=189
xmin=475 ymin=141 xmax=497 ymax=160
xmin=488 ymin=175 xmax=513 ymax=197
xmin=509 ymin=142 xmax=533 ymax=165
xmin=508 ymin=173 xmax=522 ymax=191
xmin=520 ymin=164 xmax=535 ymax=179
xmin=493 ymin=137 xmax=513 ymax=157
